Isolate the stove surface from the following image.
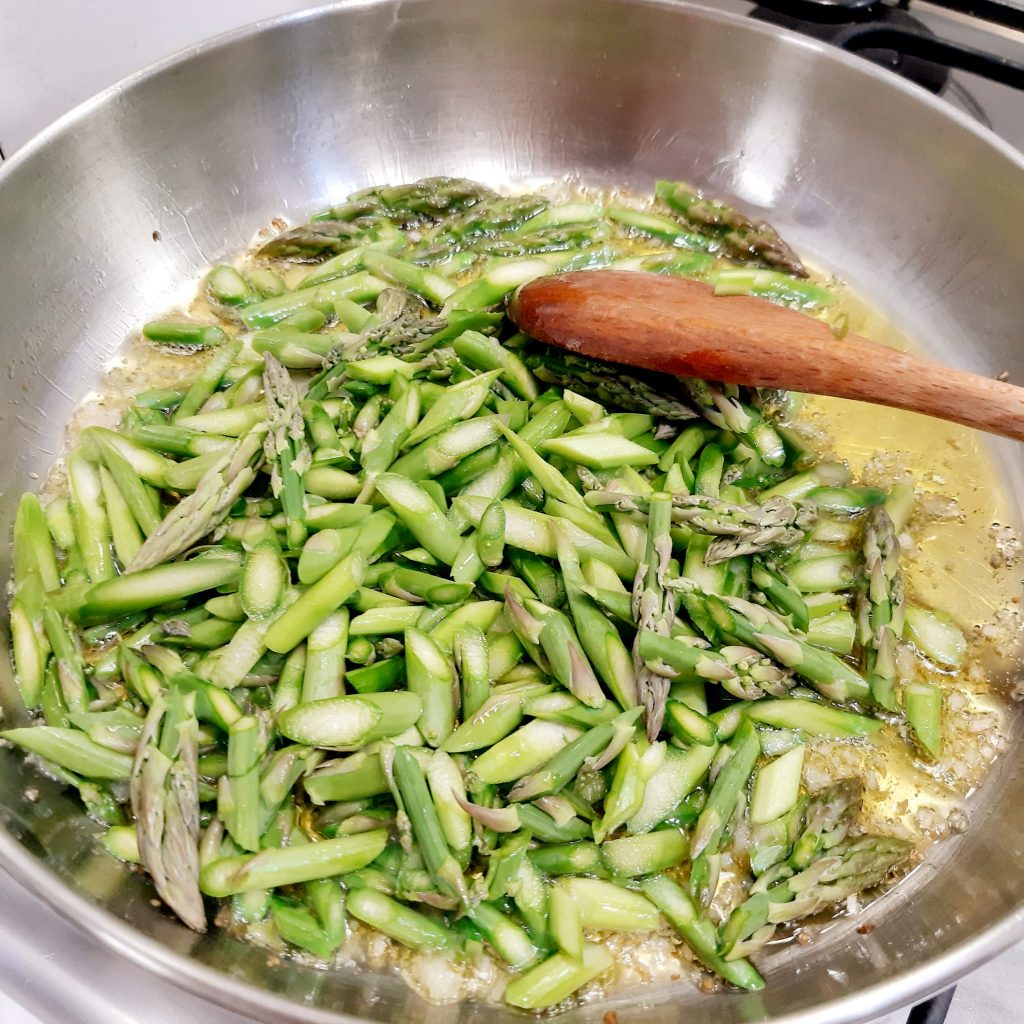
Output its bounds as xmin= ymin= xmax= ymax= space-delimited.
xmin=0 ymin=2 xmax=1022 ymax=1023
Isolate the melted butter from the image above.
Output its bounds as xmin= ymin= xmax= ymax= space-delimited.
xmin=792 ymin=284 xmax=1020 ymax=846
xmin=800 ymin=290 xmax=1020 ymax=627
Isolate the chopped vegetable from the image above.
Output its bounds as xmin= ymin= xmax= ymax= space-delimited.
xmin=12 ymin=175 xmax=981 ymax=1011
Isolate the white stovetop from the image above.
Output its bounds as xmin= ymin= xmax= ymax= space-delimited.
xmin=1 ymin=3 xmax=1022 ymax=1023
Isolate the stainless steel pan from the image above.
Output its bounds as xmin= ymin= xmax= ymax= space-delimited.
xmin=1 ymin=2 xmax=1023 ymax=1022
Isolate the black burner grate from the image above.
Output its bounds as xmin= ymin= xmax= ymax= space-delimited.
xmin=749 ymin=0 xmax=1024 ymax=93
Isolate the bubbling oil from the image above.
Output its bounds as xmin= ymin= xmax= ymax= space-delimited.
xmin=793 ymin=286 xmax=1020 ymax=845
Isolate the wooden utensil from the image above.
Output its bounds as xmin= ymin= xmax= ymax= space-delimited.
xmin=507 ymin=270 xmax=1024 ymax=441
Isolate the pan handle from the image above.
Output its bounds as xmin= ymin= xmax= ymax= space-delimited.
xmin=907 ymin=986 xmax=957 ymax=1024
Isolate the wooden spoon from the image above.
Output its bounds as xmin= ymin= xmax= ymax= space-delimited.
xmin=507 ymin=270 xmax=1024 ymax=441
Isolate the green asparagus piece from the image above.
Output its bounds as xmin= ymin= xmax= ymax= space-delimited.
xmin=905 ymin=681 xmax=943 ymax=759
xmin=2 ymin=726 xmax=133 ymax=779
xmin=238 ymin=521 xmax=287 ymax=621
xmin=14 ymin=493 xmax=61 ymax=591
xmin=131 ymin=691 xmax=206 ymax=930
xmin=347 ymin=887 xmax=454 ymax=951
xmin=302 ymin=751 xmax=389 ymax=804
xmin=638 ymin=631 xmax=794 ymax=703
xmin=103 ymin=824 xmax=142 ymax=863
xmin=713 ymin=266 xmax=832 ymax=307
xmin=720 ymin=833 xmax=913 ymax=960
xmin=904 ymin=605 xmax=966 ymax=668
xmin=302 ymin=611 xmax=349 ymax=702
xmin=746 ymin=698 xmax=881 ymax=737
xmin=627 ymin=743 xmax=718 ymax=834
xmin=392 ymin=746 xmax=468 ymax=901
xmin=201 ymin=830 xmax=389 ymax=896
xmin=548 ymin=880 xmax=584 ymax=959
xmin=641 ymin=873 xmax=765 ymax=990
xmin=655 ymin=179 xmax=807 ymax=276
xmin=504 ymin=943 xmax=614 ymax=1009
xmin=278 ymin=692 xmax=420 ymax=748
xmin=602 ymin=829 xmax=689 ymax=876
xmin=10 ymin=573 xmax=48 ymax=708
xmin=74 ymin=554 xmax=242 ymax=624
xmin=263 ymin=354 xmax=311 ymax=549
xmin=691 ymin=719 xmax=760 ymax=859
xmin=750 ymin=744 xmax=805 ymax=824
xmin=442 ymin=693 xmax=523 ymax=753
xmin=472 ymin=720 xmax=582 ymax=785
xmin=143 ymin=320 xmax=228 ymax=348
xmin=453 ymin=624 xmax=490 ymax=719
xmin=675 ymin=583 xmax=871 ymax=704
xmin=374 ymin=473 xmax=463 ymax=564
xmin=264 ymin=552 xmax=366 ymax=653
xmin=98 ymin=465 xmax=144 ymax=566
xmin=67 ymin=451 xmax=114 ymax=583
xmin=593 ymin=738 xmax=665 ymax=843
xmin=590 ymin=490 xmax=814 ymax=564
xmin=525 ymin=349 xmax=697 ymax=420
xmin=509 ymin=709 xmax=641 ymax=802
xmin=128 ymin=431 xmax=266 ymax=571
xmin=174 ymin=340 xmax=243 ymax=422
xmin=404 ymin=628 xmax=456 ymax=746
xmin=684 ymin=380 xmax=786 ymax=465
xmin=788 ymin=778 xmax=862 ymax=869
xmin=344 ymin=658 xmax=404 ymax=694
xmin=632 ymin=491 xmax=676 ymax=737
xmin=553 ymin=530 xmax=637 ymax=709
xmin=521 ymin=596 xmax=606 ymax=708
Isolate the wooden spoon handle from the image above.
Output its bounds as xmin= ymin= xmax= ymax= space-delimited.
xmin=509 ymin=270 xmax=1024 ymax=442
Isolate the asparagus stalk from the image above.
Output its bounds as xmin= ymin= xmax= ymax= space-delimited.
xmin=857 ymin=506 xmax=905 ymax=711
xmin=278 ymin=692 xmax=420 ymax=748
xmin=632 ymin=491 xmax=676 ymax=737
xmin=127 ymin=430 xmax=266 ymax=572
xmin=524 ymin=349 xmax=697 ymax=420
xmin=720 ymin=833 xmax=913 ymax=960
xmin=905 ymin=681 xmax=943 ymax=759
xmin=503 ymin=944 xmax=614 ymax=1010
xmin=347 ymin=887 xmax=455 ymax=951
xmin=10 ymin=573 xmax=48 ymax=708
xmin=143 ymin=320 xmax=228 ymax=348
xmin=587 ymin=491 xmax=815 ymax=564
xmin=690 ymin=719 xmax=760 ymax=859
xmin=263 ymin=355 xmax=311 ymax=550
xmin=131 ymin=691 xmax=206 ymax=931
xmin=682 ymin=380 xmax=786 ymax=466
xmin=392 ymin=746 xmax=468 ymax=902
xmin=404 ymin=628 xmax=457 ymax=747
xmin=201 ymin=830 xmax=389 ymax=896
xmin=672 ymin=581 xmax=871 ymax=704
xmin=14 ymin=493 xmax=61 ymax=591
xmin=67 ymin=451 xmax=114 ymax=583
xmin=655 ymin=179 xmax=807 ymax=276
xmin=641 ymin=874 xmax=765 ymax=990
xmin=2 ymin=726 xmax=133 ymax=779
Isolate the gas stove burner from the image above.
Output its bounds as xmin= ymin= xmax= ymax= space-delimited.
xmin=751 ymin=0 xmax=951 ymax=92
xmin=750 ymin=0 xmax=1024 ymax=96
